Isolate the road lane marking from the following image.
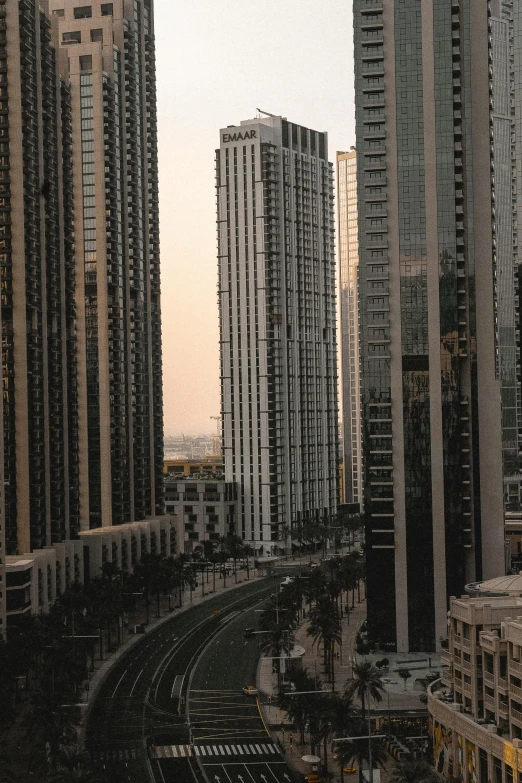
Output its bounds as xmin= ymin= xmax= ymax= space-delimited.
xmin=243 ymin=765 xmax=257 ymax=783
xmin=111 ymin=668 xmax=128 ymax=698
xmin=171 ymin=673 xmax=185 ymax=699
xmin=129 ymin=668 xmax=143 ymax=696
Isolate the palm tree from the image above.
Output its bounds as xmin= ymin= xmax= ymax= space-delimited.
xmin=390 ymin=758 xmax=442 ymax=783
xmin=345 ymin=660 xmax=385 ymax=722
xmin=336 ymin=729 xmax=387 ymax=783
xmin=307 ymin=596 xmax=341 ymax=687
xmin=314 ymin=692 xmax=357 ymax=774
xmin=279 ymin=667 xmax=320 ymax=745
xmin=242 ymin=543 xmax=254 ymax=579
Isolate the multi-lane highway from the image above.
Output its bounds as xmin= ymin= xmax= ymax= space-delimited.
xmin=85 ymin=575 xmax=301 ymax=783
xmin=184 ymin=603 xmax=300 ymax=783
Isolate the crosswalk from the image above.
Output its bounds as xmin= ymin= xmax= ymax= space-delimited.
xmin=90 ymin=748 xmax=145 ymax=762
xmin=153 ymin=742 xmax=281 ymax=759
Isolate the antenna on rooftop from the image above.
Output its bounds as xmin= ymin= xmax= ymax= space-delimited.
xmin=256 ymin=108 xmax=277 ymax=118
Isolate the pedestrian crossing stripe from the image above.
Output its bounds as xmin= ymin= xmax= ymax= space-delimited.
xmin=152 ymin=742 xmax=280 ymax=759
xmin=90 ymin=748 xmax=143 ymax=762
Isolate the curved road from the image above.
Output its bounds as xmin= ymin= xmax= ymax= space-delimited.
xmin=183 ymin=604 xmax=301 ymax=783
xmin=86 ymin=577 xmax=288 ymax=783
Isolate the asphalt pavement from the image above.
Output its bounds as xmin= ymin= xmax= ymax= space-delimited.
xmin=186 ymin=603 xmax=301 ymax=783
xmin=85 ymin=578 xmax=279 ymax=783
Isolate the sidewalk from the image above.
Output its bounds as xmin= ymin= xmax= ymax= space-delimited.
xmin=258 ymin=586 xmax=368 ymax=781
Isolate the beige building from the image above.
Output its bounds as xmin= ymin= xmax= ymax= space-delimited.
xmin=337 ymin=151 xmax=362 ymax=510
xmin=48 ymin=0 xmax=163 ymax=531
xmin=0 ymin=0 xmax=163 ymax=639
xmin=6 ymin=516 xmax=176 ymax=622
xmin=165 ymin=476 xmax=236 ymax=555
xmin=429 ymin=588 xmax=522 ymax=783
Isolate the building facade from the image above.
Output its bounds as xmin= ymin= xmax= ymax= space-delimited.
xmin=0 ymin=0 xmax=163 ymax=637
xmin=217 ymin=115 xmax=338 ymax=555
xmin=488 ymin=1 xmax=522 ymax=513
xmin=50 ymin=0 xmax=163 ymax=531
xmin=337 ymin=151 xmax=363 ymax=509
xmin=165 ymin=475 xmax=236 ymax=554
xmin=354 ymin=0 xmax=505 ymax=652
xmin=429 ymin=592 xmax=522 ymax=783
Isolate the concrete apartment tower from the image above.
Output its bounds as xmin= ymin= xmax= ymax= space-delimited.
xmin=0 ymin=0 xmax=80 ymax=637
xmin=337 ymin=151 xmax=363 ymax=510
xmin=217 ymin=115 xmax=338 ymax=555
xmin=49 ymin=0 xmax=164 ymax=531
xmin=0 ymin=0 xmax=163 ymax=636
xmin=354 ymin=0 xmax=506 ymax=652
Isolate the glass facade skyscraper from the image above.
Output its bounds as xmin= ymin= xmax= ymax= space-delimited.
xmin=354 ymin=0 xmax=505 ymax=652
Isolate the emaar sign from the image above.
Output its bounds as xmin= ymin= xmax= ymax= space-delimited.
xmin=222 ymin=130 xmax=257 ymax=143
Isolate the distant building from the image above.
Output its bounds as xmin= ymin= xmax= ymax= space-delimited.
xmin=337 ymin=151 xmax=363 ymax=510
xmin=165 ymin=476 xmax=236 ymax=554
xmin=164 ymin=457 xmax=224 ymax=477
xmin=217 ymin=114 xmax=339 ymax=556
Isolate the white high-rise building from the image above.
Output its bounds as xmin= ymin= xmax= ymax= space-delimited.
xmin=337 ymin=151 xmax=363 ymax=510
xmin=216 ymin=114 xmax=338 ymax=555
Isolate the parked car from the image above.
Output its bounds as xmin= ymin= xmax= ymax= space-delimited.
xmin=242 ymin=685 xmax=258 ymax=696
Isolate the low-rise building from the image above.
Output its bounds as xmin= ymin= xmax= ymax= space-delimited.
xmin=429 ymin=583 xmax=522 ymax=783
xmin=5 ymin=516 xmax=176 ymax=627
xmin=165 ymin=476 xmax=236 ymax=555
xmin=163 ymin=457 xmax=224 ymax=477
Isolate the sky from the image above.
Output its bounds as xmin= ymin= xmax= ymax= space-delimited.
xmin=155 ymin=1 xmax=355 ymax=436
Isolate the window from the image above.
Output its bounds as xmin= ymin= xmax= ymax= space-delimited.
xmin=91 ymin=28 xmax=103 ymax=43
xmin=74 ymin=5 xmax=92 ymax=18
xmin=52 ymin=8 xmax=64 ymax=15
xmin=101 ymin=2 xmax=113 ymax=15
xmin=62 ymin=31 xmax=81 ymax=43
xmin=79 ymin=55 xmax=92 ymax=71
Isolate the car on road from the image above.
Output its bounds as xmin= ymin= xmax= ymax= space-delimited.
xmin=242 ymin=685 xmax=258 ymax=696
xmin=281 ymin=577 xmax=294 ymax=586
xmin=305 ymin=775 xmax=324 ymax=783
xmin=243 ymin=628 xmax=255 ymax=638
xmin=344 ymin=766 xmax=357 ymax=775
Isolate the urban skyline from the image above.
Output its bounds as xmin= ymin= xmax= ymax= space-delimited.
xmin=157 ymin=0 xmax=354 ymax=436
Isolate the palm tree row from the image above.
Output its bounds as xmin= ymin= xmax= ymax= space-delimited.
xmin=0 ymin=550 xmax=204 ymax=781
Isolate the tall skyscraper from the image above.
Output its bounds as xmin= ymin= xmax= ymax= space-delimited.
xmin=217 ymin=115 xmax=338 ymax=554
xmin=0 ymin=0 xmax=163 ymax=636
xmin=354 ymin=0 xmax=505 ymax=652
xmin=337 ymin=151 xmax=363 ymax=510
xmin=50 ymin=0 xmax=163 ymax=530
xmin=490 ymin=0 xmax=522 ymax=513
xmin=0 ymin=0 xmax=79 ymax=567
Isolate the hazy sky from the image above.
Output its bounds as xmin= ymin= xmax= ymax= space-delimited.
xmin=155 ymin=1 xmax=355 ymax=436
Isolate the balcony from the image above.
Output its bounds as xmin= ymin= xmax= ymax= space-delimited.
xmin=510 ymin=683 xmax=522 ymax=700
xmin=484 ymin=671 xmax=494 ymax=686
xmin=511 ymin=708 xmax=522 ymax=726
xmin=509 ymin=659 xmax=522 ymax=677
xmin=484 ymin=693 xmax=496 ymax=710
